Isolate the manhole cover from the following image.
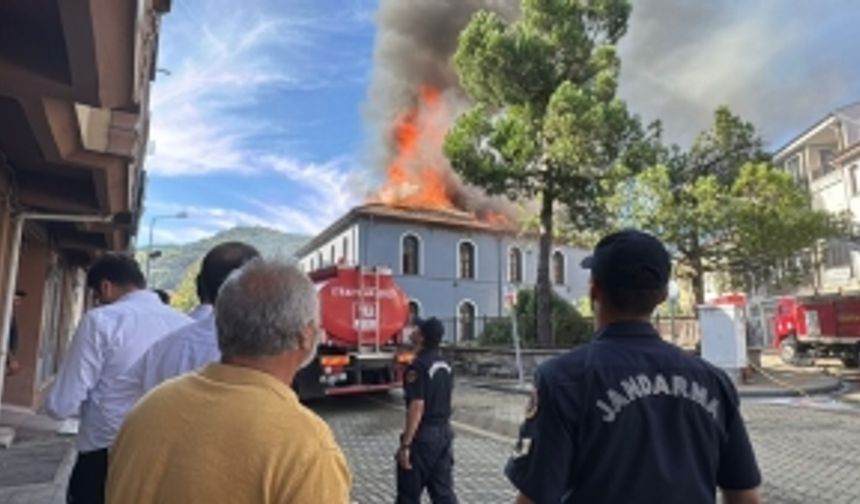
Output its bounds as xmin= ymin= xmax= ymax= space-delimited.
xmin=0 ymin=438 xmax=71 ymax=488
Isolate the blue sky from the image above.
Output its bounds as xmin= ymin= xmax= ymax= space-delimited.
xmin=142 ymin=0 xmax=376 ymax=244
xmin=142 ymin=0 xmax=860 ymax=245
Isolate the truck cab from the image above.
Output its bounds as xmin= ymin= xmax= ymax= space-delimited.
xmin=772 ymin=295 xmax=860 ymax=368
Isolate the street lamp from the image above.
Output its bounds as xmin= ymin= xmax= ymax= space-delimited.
xmin=146 ymin=211 xmax=189 ymax=281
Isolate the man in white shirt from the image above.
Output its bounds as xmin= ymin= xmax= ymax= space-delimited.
xmin=44 ymin=254 xmax=191 ymax=504
xmin=106 ymin=242 xmax=260 ymax=433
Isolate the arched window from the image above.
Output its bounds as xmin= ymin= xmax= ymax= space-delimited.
xmin=342 ymin=237 xmax=349 ymax=263
xmin=509 ymin=246 xmax=523 ymax=284
xmin=402 ymin=234 xmax=421 ymax=275
xmin=330 ymin=245 xmax=336 ymax=264
xmin=552 ymin=250 xmax=566 ymax=285
xmin=458 ymin=241 xmax=476 ymax=279
xmin=458 ymin=300 xmax=476 ymax=342
xmin=317 ymin=252 xmax=323 ymax=268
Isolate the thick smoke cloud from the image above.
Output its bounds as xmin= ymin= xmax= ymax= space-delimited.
xmin=619 ymin=0 xmax=860 ymax=148
xmin=365 ymin=0 xmax=860 ymax=180
xmin=364 ymin=0 xmax=519 ymax=215
xmin=365 ymin=0 xmax=518 ymax=146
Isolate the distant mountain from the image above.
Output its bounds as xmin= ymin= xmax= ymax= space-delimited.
xmin=137 ymin=226 xmax=311 ymax=291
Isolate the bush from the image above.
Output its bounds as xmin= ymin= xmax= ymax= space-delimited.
xmin=479 ymin=318 xmax=513 ymax=346
xmin=515 ymin=288 xmax=592 ymax=348
xmin=476 ymin=289 xmax=593 ymax=348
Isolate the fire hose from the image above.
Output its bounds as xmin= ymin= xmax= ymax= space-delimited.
xmin=745 ymin=360 xmax=812 ymax=399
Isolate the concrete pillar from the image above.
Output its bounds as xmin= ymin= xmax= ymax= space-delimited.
xmin=3 ymin=238 xmax=51 ymax=407
xmin=0 ymin=178 xmax=17 ymax=404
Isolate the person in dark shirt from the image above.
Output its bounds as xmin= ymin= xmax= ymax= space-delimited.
xmin=396 ymin=316 xmax=457 ymax=504
xmin=506 ymin=230 xmax=761 ymax=504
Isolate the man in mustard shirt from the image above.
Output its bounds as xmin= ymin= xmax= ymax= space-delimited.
xmin=107 ymin=260 xmax=352 ymax=504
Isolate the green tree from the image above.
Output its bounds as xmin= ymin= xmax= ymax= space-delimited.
xmin=616 ymin=159 xmax=845 ymax=302
xmin=171 ymin=260 xmax=201 ymax=312
xmin=724 ymin=163 xmax=846 ymax=294
xmin=610 ymin=107 xmax=769 ymax=304
xmin=445 ymin=0 xmax=655 ymax=345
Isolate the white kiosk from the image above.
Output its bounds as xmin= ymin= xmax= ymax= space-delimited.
xmin=698 ymin=303 xmax=747 ymax=384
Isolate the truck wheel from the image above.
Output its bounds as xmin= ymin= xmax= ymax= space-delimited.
xmin=780 ymin=336 xmax=813 ymax=367
xmin=842 ymin=349 xmax=860 ymax=369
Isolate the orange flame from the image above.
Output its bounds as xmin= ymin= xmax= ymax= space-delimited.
xmin=483 ymin=211 xmax=511 ymax=227
xmin=376 ymin=86 xmax=455 ymax=210
xmin=373 ymin=85 xmax=514 ymax=229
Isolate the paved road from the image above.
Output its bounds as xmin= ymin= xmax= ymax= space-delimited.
xmin=312 ymin=391 xmax=860 ymax=504
xmin=313 ymin=396 xmax=516 ymax=504
xmin=745 ymin=398 xmax=860 ymax=504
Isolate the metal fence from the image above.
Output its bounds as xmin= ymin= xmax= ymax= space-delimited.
xmin=433 ymin=314 xmax=704 ymax=350
xmin=652 ymin=316 xmax=701 ymax=350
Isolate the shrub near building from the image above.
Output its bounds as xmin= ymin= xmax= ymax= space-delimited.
xmin=480 ymin=288 xmax=592 ymax=348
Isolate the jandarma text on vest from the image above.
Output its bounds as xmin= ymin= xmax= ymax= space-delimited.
xmin=595 ymin=374 xmax=719 ymax=423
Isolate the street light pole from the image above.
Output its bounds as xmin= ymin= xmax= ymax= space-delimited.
xmin=145 ymin=211 xmax=188 ymax=281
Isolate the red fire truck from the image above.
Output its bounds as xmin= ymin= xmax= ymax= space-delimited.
xmin=292 ymin=265 xmax=415 ymax=400
xmin=772 ymin=295 xmax=860 ymax=368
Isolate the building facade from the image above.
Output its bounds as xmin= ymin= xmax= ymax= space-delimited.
xmin=0 ymin=0 xmax=171 ymax=410
xmin=774 ymin=102 xmax=860 ymax=293
xmin=296 ymin=204 xmax=589 ymax=343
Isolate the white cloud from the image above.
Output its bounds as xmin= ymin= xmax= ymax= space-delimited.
xmin=263 ymin=155 xmax=363 ymax=225
xmin=146 ymin=1 xmax=367 ymax=177
xmin=150 ymin=227 xmax=215 ymax=245
xmin=145 ymin=154 xmax=364 ymax=243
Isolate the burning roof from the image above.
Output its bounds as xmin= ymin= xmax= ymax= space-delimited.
xmin=295 ymin=203 xmax=518 ymax=259
xmin=368 ymin=85 xmax=513 ymax=224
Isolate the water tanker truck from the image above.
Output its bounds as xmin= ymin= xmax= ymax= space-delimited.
xmin=292 ymin=265 xmax=415 ymax=400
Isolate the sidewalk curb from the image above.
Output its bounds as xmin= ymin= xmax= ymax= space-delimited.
xmin=738 ymin=378 xmax=844 ymax=398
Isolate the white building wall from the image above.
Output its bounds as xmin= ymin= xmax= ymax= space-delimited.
xmin=298 ymin=224 xmax=359 ymax=272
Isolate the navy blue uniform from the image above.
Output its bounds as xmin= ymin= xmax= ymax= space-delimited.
xmin=397 ymin=349 xmax=457 ymax=504
xmin=506 ymin=322 xmax=761 ymax=503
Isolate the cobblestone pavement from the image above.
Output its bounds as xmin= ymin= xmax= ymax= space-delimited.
xmin=313 ymin=396 xmax=517 ymax=504
xmin=745 ymin=398 xmax=860 ymax=504
xmin=313 ymin=391 xmax=860 ymax=504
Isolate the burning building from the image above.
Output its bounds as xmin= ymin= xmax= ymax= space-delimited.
xmin=295 ymin=204 xmax=588 ymax=343
xmin=294 ymin=0 xmax=586 ymax=342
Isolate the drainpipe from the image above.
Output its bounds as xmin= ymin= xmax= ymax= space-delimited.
xmin=0 ymin=212 xmax=114 ymax=406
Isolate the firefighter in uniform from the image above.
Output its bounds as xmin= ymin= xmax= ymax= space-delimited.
xmin=505 ymin=230 xmax=762 ymax=504
xmin=396 ymin=316 xmax=458 ymax=504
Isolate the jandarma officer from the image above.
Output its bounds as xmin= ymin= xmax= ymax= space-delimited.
xmin=506 ymin=230 xmax=762 ymax=504
xmin=396 ymin=317 xmax=458 ymax=504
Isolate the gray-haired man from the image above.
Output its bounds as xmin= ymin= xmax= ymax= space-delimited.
xmin=107 ymin=261 xmax=352 ymax=504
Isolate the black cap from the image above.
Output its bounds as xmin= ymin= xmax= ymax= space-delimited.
xmin=416 ymin=316 xmax=445 ymax=345
xmin=580 ymin=230 xmax=671 ymax=290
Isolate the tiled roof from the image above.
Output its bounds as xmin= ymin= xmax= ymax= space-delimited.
xmin=295 ymin=204 xmax=518 ymax=258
